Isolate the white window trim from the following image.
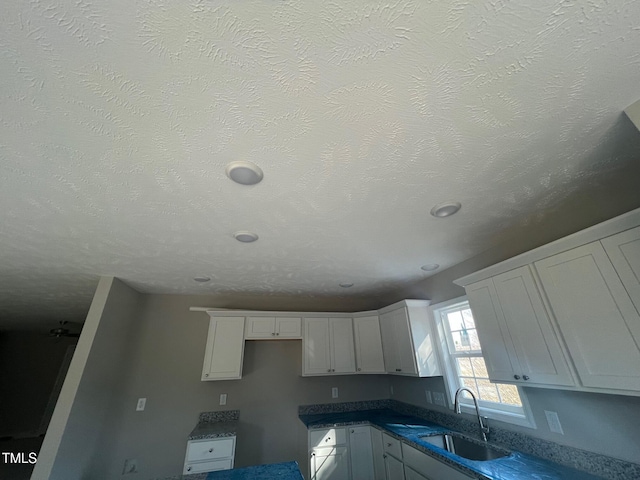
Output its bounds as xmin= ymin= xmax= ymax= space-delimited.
xmin=429 ymin=296 xmax=537 ymax=429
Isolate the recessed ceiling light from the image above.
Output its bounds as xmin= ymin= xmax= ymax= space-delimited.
xmin=234 ymin=231 xmax=259 ymax=243
xmin=430 ymin=202 xmax=461 ymax=218
xmin=194 ymin=276 xmax=211 ymax=283
xmin=225 ymin=161 xmax=264 ymax=185
xmin=421 ymin=264 xmax=440 ymax=272
xmin=339 ymin=283 xmax=354 ymax=288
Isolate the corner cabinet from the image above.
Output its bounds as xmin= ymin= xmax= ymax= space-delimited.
xmin=201 ymin=316 xmax=245 ymax=381
xmin=353 ymin=315 xmax=386 ymax=374
xmin=456 ymin=207 xmax=640 ymax=396
xmin=378 ymin=300 xmax=441 ymax=377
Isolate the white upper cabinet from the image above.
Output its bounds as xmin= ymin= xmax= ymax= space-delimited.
xmin=303 ymin=317 xmax=356 ymax=376
xmin=379 ymin=300 xmax=441 ymax=377
xmin=245 ymin=316 xmax=302 ymax=339
xmin=602 ymin=226 xmax=640 ymax=314
xmin=201 ymin=316 xmax=245 ymax=381
xmin=455 ymin=207 xmax=640 ymax=395
xmin=353 ymin=315 xmax=386 ymax=374
xmin=467 ymin=266 xmax=574 ymax=386
xmin=535 ymin=241 xmax=640 ymax=391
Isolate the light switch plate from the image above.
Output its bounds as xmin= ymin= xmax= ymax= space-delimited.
xmin=219 ymin=393 xmax=227 ymax=406
xmin=331 ymin=387 xmax=339 ymax=399
xmin=545 ymin=410 xmax=564 ymax=434
xmin=433 ymin=392 xmax=446 ymax=407
xmin=136 ymin=398 xmax=146 ymax=411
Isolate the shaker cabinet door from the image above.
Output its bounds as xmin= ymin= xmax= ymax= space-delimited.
xmin=535 ymin=242 xmax=640 ymax=391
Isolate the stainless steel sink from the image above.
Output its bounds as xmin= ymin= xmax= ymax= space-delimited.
xmin=419 ymin=433 xmax=509 ymax=461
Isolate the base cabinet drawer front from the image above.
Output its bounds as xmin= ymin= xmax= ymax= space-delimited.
xmin=309 ymin=427 xmax=347 ymax=448
xmin=186 ymin=438 xmax=235 ymax=463
xmin=382 ymin=433 xmax=402 ymax=460
xmin=535 ymin=242 xmax=640 ymax=392
xmin=402 ymin=444 xmax=472 ymax=480
xmin=184 ymin=458 xmax=232 ymax=475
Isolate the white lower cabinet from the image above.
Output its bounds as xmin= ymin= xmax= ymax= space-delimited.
xmin=183 ymin=437 xmax=235 ymax=475
xmin=403 ymin=466 xmax=429 ymax=480
xmin=309 ymin=427 xmax=349 ymax=480
xmin=383 ymin=453 xmax=405 ymax=480
xmin=370 ymin=427 xmax=386 ymax=480
xmin=402 ymin=443 xmax=471 ymax=480
xmin=348 ymin=426 xmax=375 ymax=480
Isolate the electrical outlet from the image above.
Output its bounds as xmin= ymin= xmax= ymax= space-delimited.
xmin=219 ymin=393 xmax=227 ymax=406
xmin=123 ymin=459 xmax=138 ymax=474
xmin=545 ymin=410 xmax=564 ymax=434
xmin=433 ymin=392 xmax=446 ymax=407
xmin=331 ymin=387 xmax=339 ymax=399
xmin=136 ymin=398 xmax=146 ymax=411
xmin=425 ymin=390 xmax=433 ymax=404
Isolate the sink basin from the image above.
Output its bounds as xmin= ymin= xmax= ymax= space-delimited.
xmin=420 ymin=433 xmax=509 ymax=461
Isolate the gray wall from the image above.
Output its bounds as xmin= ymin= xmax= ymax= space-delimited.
xmin=95 ymin=293 xmax=391 ymax=480
xmin=0 ymin=331 xmax=76 ymax=438
xmin=32 ymin=277 xmax=143 ymax=480
xmin=383 ymin=210 xmax=640 ymax=464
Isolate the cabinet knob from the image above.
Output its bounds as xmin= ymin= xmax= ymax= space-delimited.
xmin=351 ymin=429 xmax=355 ymax=433
xmin=513 ymin=375 xmax=520 ymax=380
xmin=208 ymin=448 xmax=213 ymax=453
xmin=523 ymin=375 xmax=530 ymax=381
xmin=395 ymin=368 xmax=401 ymax=372
xmin=187 ymin=467 xmax=192 ymax=472
xmin=276 ymin=332 xmax=280 ymax=336
xmin=205 ymin=374 xmax=209 ymax=377
xmin=271 ymin=332 xmax=275 ymax=336
xmin=383 ymin=454 xmax=387 ymax=459
xmin=327 ymin=369 xmax=331 ymax=372
xmin=387 ymin=443 xmax=392 ymax=447
xmin=357 ymin=368 xmax=361 ymax=371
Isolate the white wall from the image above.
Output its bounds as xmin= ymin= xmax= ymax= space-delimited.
xmin=31 ymin=277 xmax=142 ymax=480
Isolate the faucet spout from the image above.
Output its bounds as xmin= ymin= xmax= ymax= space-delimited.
xmin=453 ymin=387 xmax=490 ymax=442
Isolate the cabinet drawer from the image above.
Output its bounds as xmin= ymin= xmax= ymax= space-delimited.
xmin=309 ymin=427 xmax=347 ymax=448
xmin=184 ymin=458 xmax=232 ymax=474
xmin=382 ymin=432 xmax=402 ymax=459
xmin=186 ymin=438 xmax=235 ymax=463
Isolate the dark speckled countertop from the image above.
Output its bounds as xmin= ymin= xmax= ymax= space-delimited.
xmin=300 ymin=409 xmax=604 ymax=480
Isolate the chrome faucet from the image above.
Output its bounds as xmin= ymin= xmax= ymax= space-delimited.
xmin=453 ymin=387 xmax=490 ymax=442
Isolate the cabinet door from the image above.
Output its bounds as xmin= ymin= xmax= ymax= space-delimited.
xmin=311 ymin=447 xmax=349 ymax=480
xmin=602 ymin=226 xmax=640 ymax=315
xmin=535 ymin=242 xmax=640 ymax=391
xmin=201 ymin=317 xmax=245 ymax=380
xmin=492 ymin=266 xmax=574 ymax=386
xmin=466 ymin=280 xmax=520 ymax=383
xmin=349 ymin=426 xmax=375 ymax=480
xmin=402 ymin=444 xmax=471 ymax=480
xmin=383 ymin=453 xmax=405 ymax=480
xmin=245 ymin=316 xmax=276 ymax=338
xmin=353 ymin=315 xmax=386 ymax=373
xmin=276 ymin=317 xmax=302 ymax=338
xmin=379 ymin=311 xmax=400 ymax=373
xmin=370 ymin=427 xmax=386 ymax=480
xmin=304 ymin=318 xmax=332 ymax=375
xmin=330 ymin=318 xmax=356 ymax=374
xmin=380 ymin=308 xmax=417 ymax=375
xmin=404 ymin=466 xmax=430 ymax=480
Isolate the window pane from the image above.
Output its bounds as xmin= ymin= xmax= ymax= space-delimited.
xmin=460 ymin=378 xmax=477 ymax=395
xmin=470 ymin=357 xmax=488 ymax=378
xmin=461 ymin=308 xmax=475 ymax=329
xmin=468 ymin=328 xmax=482 ymax=351
xmin=451 ymin=331 xmax=472 ymax=352
xmin=456 ymin=358 xmax=473 ymax=376
xmin=446 ymin=310 xmax=464 ymax=331
xmin=497 ymin=383 xmax=523 ymax=407
xmin=476 ymin=379 xmax=500 ymax=403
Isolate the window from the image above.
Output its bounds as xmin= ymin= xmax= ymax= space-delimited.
xmin=432 ymin=297 xmax=535 ymax=428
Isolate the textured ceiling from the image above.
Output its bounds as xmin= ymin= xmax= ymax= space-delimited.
xmin=1 ymin=1 xmax=640 ymax=329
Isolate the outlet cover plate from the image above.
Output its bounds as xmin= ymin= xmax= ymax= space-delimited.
xmin=425 ymin=390 xmax=433 ymax=404
xmin=136 ymin=398 xmax=146 ymax=411
xmin=545 ymin=410 xmax=564 ymax=434
xmin=219 ymin=393 xmax=227 ymax=406
xmin=433 ymin=392 xmax=446 ymax=407
xmin=331 ymin=387 xmax=339 ymax=399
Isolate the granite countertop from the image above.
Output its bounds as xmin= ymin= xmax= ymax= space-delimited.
xmin=154 ymin=461 xmax=303 ymax=480
xmin=188 ymin=410 xmax=239 ymax=441
xmin=300 ymin=409 xmax=604 ymax=480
